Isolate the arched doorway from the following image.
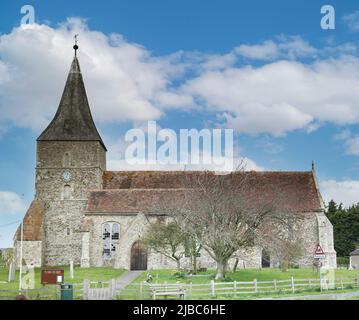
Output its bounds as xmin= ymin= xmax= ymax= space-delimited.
xmin=261 ymin=249 xmax=270 ymax=268
xmin=130 ymin=241 xmax=148 ymax=270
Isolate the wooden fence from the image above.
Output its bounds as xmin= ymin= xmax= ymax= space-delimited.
xmin=118 ymin=275 xmax=359 ymax=299
xmin=1 ymin=275 xmax=359 ymax=300
xmin=83 ymin=279 xmax=117 ymax=300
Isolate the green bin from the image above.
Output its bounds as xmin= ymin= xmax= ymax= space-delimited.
xmin=60 ymin=283 xmax=73 ymax=300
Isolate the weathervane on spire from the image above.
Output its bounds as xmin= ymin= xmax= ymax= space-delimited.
xmin=73 ymin=34 xmax=79 ymax=55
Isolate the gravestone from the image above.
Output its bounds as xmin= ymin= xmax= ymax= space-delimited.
xmin=8 ymin=261 xmax=15 ymax=282
xmin=70 ymin=260 xmax=74 ymax=279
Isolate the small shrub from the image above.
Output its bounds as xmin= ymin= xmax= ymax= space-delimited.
xmin=172 ymin=271 xmax=185 ymax=278
xmin=337 ymin=257 xmax=349 ymax=267
xmin=223 ymin=276 xmax=233 ymax=282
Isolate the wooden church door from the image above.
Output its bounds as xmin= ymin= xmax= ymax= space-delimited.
xmin=130 ymin=241 xmax=148 ymax=270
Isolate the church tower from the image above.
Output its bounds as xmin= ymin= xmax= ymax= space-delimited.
xmin=36 ymin=44 xmax=106 ymax=265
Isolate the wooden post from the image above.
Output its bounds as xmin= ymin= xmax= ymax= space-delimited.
xmin=308 ymin=279 xmax=312 ymax=289
xmin=254 ymin=279 xmax=258 ymax=294
xmin=234 ymin=281 xmax=237 ymax=297
xmin=211 ymin=280 xmax=215 ymax=298
xmin=341 ymin=279 xmax=344 ymax=290
xmin=274 ymin=279 xmax=277 ymax=292
xmin=83 ymin=279 xmax=89 ymax=300
xmin=190 ymin=282 xmax=193 ymax=299
xmin=291 ymin=276 xmax=295 ymax=294
xmin=110 ymin=279 xmax=116 ymax=299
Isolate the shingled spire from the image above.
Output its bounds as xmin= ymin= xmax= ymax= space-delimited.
xmin=37 ymin=44 xmax=106 ymax=150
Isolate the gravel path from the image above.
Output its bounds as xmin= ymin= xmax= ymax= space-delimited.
xmin=114 ymin=270 xmax=143 ymax=292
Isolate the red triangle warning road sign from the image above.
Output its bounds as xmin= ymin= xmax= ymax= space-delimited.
xmin=315 ymin=244 xmax=325 ymax=255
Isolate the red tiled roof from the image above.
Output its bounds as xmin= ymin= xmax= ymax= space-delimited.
xmin=87 ymin=189 xmax=186 ymax=213
xmin=102 ymin=171 xmax=191 ymax=189
xmin=14 ymin=200 xmax=44 ymax=241
xmin=87 ymin=171 xmax=322 ymax=213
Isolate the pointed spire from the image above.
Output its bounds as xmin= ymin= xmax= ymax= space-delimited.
xmin=73 ymin=34 xmax=79 ymax=56
xmin=38 ymin=46 xmax=106 ymax=150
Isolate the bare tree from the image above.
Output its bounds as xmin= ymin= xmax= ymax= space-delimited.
xmin=162 ymin=169 xmax=296 ymax=280
xmin=142 ymin=221 xmax=185 ymax=271
xmin=183 ymin=233 xmax=202 ymax=273
xmin=257 ymin=215 xmax=306 ymax=271
xmin=276 ymin=240 xmax=304 ymax=271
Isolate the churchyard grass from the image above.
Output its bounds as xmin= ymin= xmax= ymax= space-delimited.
xmin=133 ymin=268 xmax=358 ymax=283
xmin=119 ymin=268 xmax=359 ymax=300
xmin=2 ymin=266 xmax=359 ymax=299
xmin=0 ymin=266 xmax=126 ymax=299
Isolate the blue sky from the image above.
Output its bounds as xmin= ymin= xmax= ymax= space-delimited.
xmin=1 ymin=0 xmax=359 ymax=247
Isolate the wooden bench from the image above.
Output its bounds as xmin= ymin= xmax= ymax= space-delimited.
xmin=149 ymin=283 xmax=185 ymax=300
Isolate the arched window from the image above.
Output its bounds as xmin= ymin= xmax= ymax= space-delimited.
xmin=102 ymin=223 xmax=111 ymax=259
xmin=63 ymin=152 xmax=71 ymax=167
xmin=112 ymin=223 xmax=119 ymax=240
xmin=102 ymin=222 xmax=120 ymax=259
xmin=63 ymin=185 xmax=71 ymax=200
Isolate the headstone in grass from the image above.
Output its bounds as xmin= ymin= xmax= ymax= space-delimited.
xmin=8 ymin=261 xmax=15 ymax=282
xmin=70 ymin=260 xmax=74 ymax=279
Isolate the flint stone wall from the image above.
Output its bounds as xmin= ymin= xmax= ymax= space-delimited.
xmin=36 ymin=141 xmax=105 ymax=266
xmin=14 ymin=241 xmax=42 ymax=268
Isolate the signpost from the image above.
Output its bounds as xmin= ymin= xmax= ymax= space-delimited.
xmin=314 ymin=244 xmax=325 ymax=259
xmin=41 ymin=269 xmax=64 ymax=285
xmin=314 ymin=244 xmax=325 ymax=278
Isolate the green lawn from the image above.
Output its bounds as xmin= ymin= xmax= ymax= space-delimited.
xmin=133 ymin=268 xmax=359 ymax=284
xmin=0 ymin=266 xmax=126 ymax=299
xmin=119 ymin=268 xmax=359 ymax=300
xmin=2 ymin=266 xmax=359 ymax=300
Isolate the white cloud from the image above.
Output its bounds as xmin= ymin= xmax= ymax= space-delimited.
xmin=182 ymin=56 xmax=359 ymax=136
xmin=0 ymin=191 xmax=26 ymax=215
xmin=107 ymin=157 xmax=263 ymax=172
xmin=333 ymin=130 xmax=359 ymax=156
xmin=343 ymin=11 xmax=359 ymax=32
xmin=105 ymin=130 xmax=263 ymax=172
xmin=235 ymin=40 xmax=279 ymax=60
xmin=0 ymin=19 xmax=185 ymax=131
xmin=320 ymin=180 xmax=359 ymax=207
xmin=2 ymin=20 xmax=359 ymax=140
xmin=346 ymin=136 xmax=359 ymax=155
xmin=235 ymin=36 xmax=316 ymax=61
xmin=334 ymin=129 xmax=352 ymax=141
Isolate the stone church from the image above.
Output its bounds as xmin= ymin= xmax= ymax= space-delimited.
xmin=13 ymin=48 xmax=337 ymax=270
